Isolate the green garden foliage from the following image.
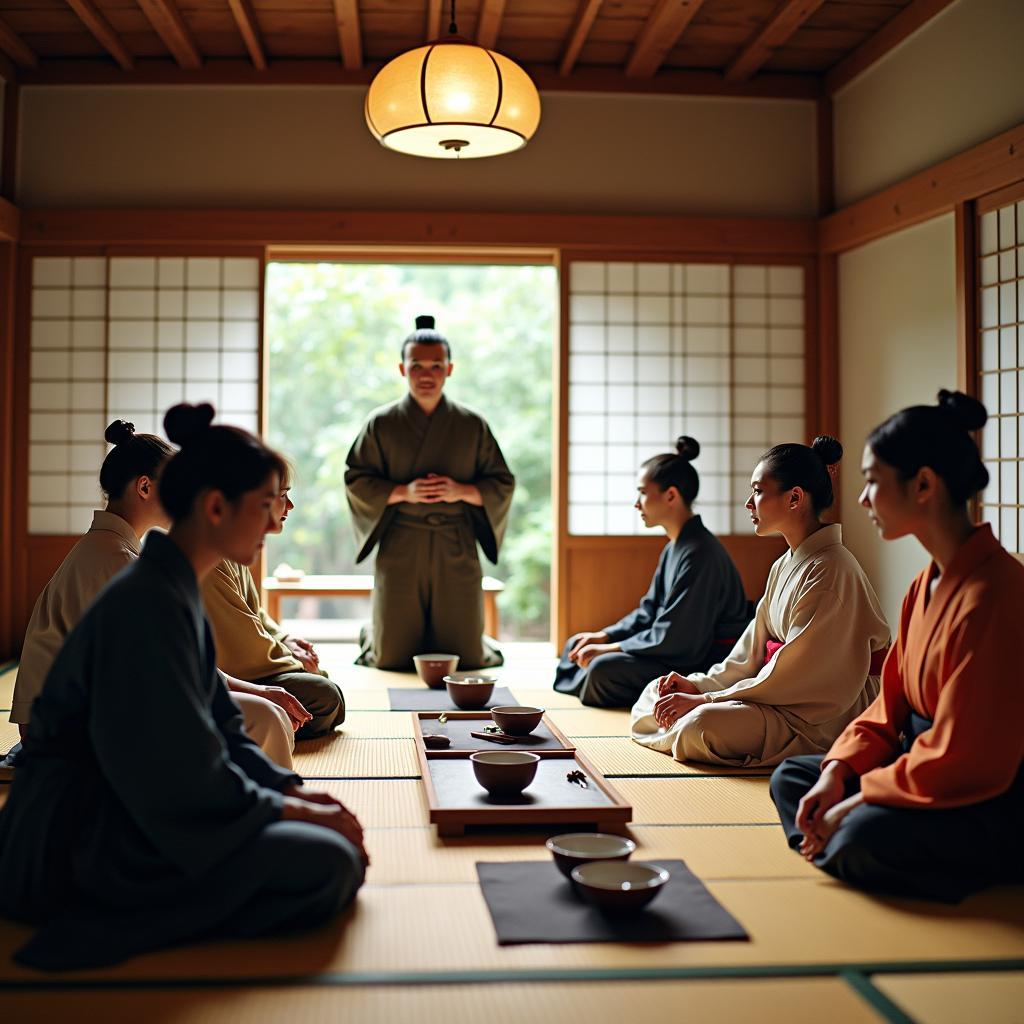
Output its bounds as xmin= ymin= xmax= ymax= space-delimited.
xmin=265 ymin=262 xmax=557 ymax=639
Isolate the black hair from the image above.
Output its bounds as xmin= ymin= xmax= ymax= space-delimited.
xmin=99 ymin=420 xmax=175 ymax=500
xmin=759 ymin=435 xmax=843 ymax=514
xmin=641 ymin=436 xmax=701 ymax=506
xmin=159 ymin=403 xmax=287 ymax=521
xmin=400 ymin=315 xmax=452 ymax=361
xmin=867 ymin=389 xmax=988 ymax=504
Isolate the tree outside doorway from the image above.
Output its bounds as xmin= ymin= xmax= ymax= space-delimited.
xmin=264 ymin=261 xmax=557 ymax=640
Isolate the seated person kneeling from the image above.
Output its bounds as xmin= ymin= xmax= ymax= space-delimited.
xmin=771 ymin=391 xmax=1024 ymax=902
xmin=202 ymin=462 xmax=345 ymax=738
xmin=8 ymin=420 xmax=298 ymax=773
xmin=632 ymin=436 xmax=890 ymax=767
xmin=554 ymin=436 xmax=751 ymax=708
xmin=0 ymin=403 xmax=367 ymax=971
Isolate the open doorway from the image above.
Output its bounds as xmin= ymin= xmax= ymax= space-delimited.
xmin=263 ymin=260 xmax=557 ymax=643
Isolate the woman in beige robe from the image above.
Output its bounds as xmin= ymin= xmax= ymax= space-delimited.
xmin=631 ymin=436 xmax=890 ymax=768
xmin=8 ymin=421 xmax=297 ymax=773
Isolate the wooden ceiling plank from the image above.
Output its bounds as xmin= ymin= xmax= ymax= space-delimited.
xmin=332 ymin=0 xmax=362 ymax=70
xmin=227 ymin=0 xmax=267 ymax=71
xmin=475 ymin=0 xmax=506 ymax=50
xmin=559 ymin=0 xmax=603 ymax=77
xmin=426 ymin=0 xmax=442 ymax=42
xmin=65 ymin=0 xmax=135 ymax=71
xmin=625 ymin=0 xmax=707 ymax=79
xmin=825 ymin=0 xmax=958 ymax=95
xmin=135 ymin=0 xmax=202 ymax=70
xmin=0 ymin=15 xmax=37 ymax=69
xmin=725 ymin=0 xmax=826 ymax=82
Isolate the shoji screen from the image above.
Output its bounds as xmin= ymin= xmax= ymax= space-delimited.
xmin=27 ymin=255 xmax=262 ymax=535
xmin=567 ymin=260 xmax=806 ymax=536
xmin=978 ymin=188 xmax=1024 ymax=551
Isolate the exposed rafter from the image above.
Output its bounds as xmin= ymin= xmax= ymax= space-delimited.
xmin=0 ymin=15 xmax=37 ymax=69
xmin=332 ymin=0 xmax=362 ymax=70
xmin=559 ymin=0 xmax=603 ymax=77
xmin=136 ymin=0 xmax=202 ymax=70
xmin=625 ymin=0 xmax=706 ymax=79
xmin=227 ymin=0 xmax=267 ymax=71
xmin=725 ymin=0 xmax=825 ymax=82
xmin=825 ymin=0 xmax=959 ymax=95
xmin=426 ymin=0 xmax=442 ymax=41
xmin=475 ymin=0 xmax=506 ymax=51
xmin=65 ymin=0 xmax=134 ymax=71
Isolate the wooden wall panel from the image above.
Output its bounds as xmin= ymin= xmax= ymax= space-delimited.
xmin=559 ymin=534 xmax=784 ymax=643
xmin=0 ymin=240 xmax=15 ymax=658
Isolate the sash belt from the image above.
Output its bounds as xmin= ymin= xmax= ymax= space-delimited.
xmin=764 ymin=638 xmax=889 ymax=675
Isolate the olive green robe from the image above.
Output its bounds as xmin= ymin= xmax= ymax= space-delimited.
xmin=345 ymin=393 xmax=514 ymax=670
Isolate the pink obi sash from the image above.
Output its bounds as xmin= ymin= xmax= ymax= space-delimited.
xmin=764 ymin=639 xmax=888 ymax=674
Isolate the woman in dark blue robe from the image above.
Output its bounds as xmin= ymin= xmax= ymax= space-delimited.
xmin=0 ymin=403 xmax=367 ymax=970
xmin=554 ymin=437 xmax=752 ymax=707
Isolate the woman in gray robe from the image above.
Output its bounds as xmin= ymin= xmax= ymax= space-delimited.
xmin=554 ymin=437 xmax=752 ymax=707
xmin=0 ymin=403 xmax=366 ymax=971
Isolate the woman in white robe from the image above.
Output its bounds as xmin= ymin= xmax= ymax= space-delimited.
xmin=631 ymin=436 xmax=890 ymax=768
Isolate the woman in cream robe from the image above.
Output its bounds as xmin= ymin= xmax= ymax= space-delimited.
xmin=632 ymin=436 xmax=890 ymax=768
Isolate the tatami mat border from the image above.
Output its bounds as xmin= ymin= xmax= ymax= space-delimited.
xmin=0 ymin=661 xmax=17 ymax=674
xmin=840 ymin=970 xmax=914 ymax=1024
xmin=3 ymin=958 xmax=1022 ymax=992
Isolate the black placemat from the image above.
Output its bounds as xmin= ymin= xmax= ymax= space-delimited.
xmin=388 ymin=687 xmax=518 ymax=711
xmin=420 ymin=716 xmax=568 ymax=752
xmin=476 ymin=860 xmax=748 ymax=944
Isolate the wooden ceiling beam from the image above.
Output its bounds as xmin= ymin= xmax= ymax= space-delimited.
xmin=65 ymin=0 xmax=134 ymax=71
xmin=0 ymin=16 xmax=37 ymax=69
xmin=625 ymin=0 xmax=707 ymax=79
xmin=725 ymin=0 xmax=825 ymax=82
xmin=227 ymin=0 xmax=267 ymax=71
xmin=825 ymin=0 xmax=958 ymax=95
xmin=426 ymin=0 xmax=442 ymax=41
xmin=0 ymin=48 xmax=15 ymax=84
xmin=136 ymin=0 xmax=202 ymax=70
xmin=559 ymin=0 xmax=603 ymax=77
xmin=332 ymin=0 xmax=362 ymax=70
xmin=475 ymin=0 xmax=506 ymax=50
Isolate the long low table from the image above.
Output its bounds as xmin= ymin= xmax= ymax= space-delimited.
xmin=262 ymin=573 xmax=505 ymax=637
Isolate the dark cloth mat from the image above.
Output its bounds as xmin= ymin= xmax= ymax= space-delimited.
xmin=476 ymin=860 xmax=748 ymax=944
xmin=388 ymin=687 xmax=518 ymax=711
xmin=420 ymin=717 xmax=568 ymax=752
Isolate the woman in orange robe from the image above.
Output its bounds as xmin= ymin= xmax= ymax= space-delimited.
xmin=770 ymin=390 xmax=1024 ymax=902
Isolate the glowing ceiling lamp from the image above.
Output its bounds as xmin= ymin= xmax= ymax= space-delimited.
xmin=364 ymin=1 xmax=541 ymax=159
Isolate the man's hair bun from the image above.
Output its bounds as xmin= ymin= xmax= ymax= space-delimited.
xmin=811 ymin=435 xmax=843 ymax=467
xmin=675 ymin=436 xmax=700 ymax=462
xmin=104 ymin=419 xmax=136 ymax=446
xmin=163 ymin=403 xmax=215 ymax=447
xmin=937 ymin=389 xmax=987 ymax=432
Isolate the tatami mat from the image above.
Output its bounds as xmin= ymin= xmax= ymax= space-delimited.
xmin=317 ymin=781 xmax=430 ymax=829
xmin=360 ymin=823 xmax=815 ymax=885
xmin=611 ymin=777 xmax=778 ymax=825
xmin=0 ymin=719 xmax=19 ymax=753
xmin=546 ymin=707 xmax=633 ymax=736
xmin=0 ymin=664 xmax=15 ymax=711
xmin=507 ymin=687 xmax=583 ymax=709
xmin=293 ymin=738 xmax=420 ymax=778
xmin=336 ymin=712 xmax=416 ymax=738
xmin=2 ymin=880 xmax=1019 ymax=982
xmin=0 ymin=978 xmax=884 ymax=1024
xmin=575 ymin=736 xmax=773 ymax=777
xmin=874 ymin=971 xmax=1024 ymax=1023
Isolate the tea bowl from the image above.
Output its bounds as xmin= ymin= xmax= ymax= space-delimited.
xmin=470 ymin=750 xmax=540 ymax=797
xmin=413 ymin=653 xmax=460 ymax=688
xmin=546 ymin=832 xmax=636 ymax=880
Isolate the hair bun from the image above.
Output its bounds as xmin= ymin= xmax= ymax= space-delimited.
xmin=163 ymin=402 xmax=215 ymax=447
xmin=675 ymin=435 xmax=700 ymax=461
xmin=811 ymin=434 xmax=843 ymax=466
xmin=415 ymin=314 xmax=435 ymax=330
xmin=104 ymin=419 xmax=136 ymax=446
xmin=937 ymin=389 xmax=987 ymax=432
